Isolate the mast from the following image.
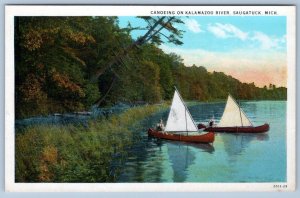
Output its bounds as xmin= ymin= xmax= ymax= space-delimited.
xmin=218 ymin=94 xmax=253 ymax=127
xmin=185 ymin=107 xmax=188 ymax=136
xmin=230 ymin=93 xmax=243 ymax=126
xmin=171 ymin=86 xmax=197 ymax=133
xmin=231 ymin=94 xmax=253 ymax=127
xmin=174 ymin=86 xmax=196 ymax=133
xmin=234 ymin=83 xmax=243 ymax=127
xmin=238 ymin=101 xmax=243 ymax=127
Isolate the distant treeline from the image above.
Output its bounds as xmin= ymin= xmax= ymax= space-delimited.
xmin=15 ymin=16 xmax=287 ymax=118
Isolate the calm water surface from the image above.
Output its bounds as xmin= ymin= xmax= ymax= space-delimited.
xmin=118 ymin=101 xmax=286 ymax=182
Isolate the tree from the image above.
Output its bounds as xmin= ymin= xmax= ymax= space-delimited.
xmin=15 ymin=17 xmax=97 ymax=117
xmin=91 ymin=16 xmax=185 ymax=106
xmin=15 ymin=16 xmax=287 ymax=118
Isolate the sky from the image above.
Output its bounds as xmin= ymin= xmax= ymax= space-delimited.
xmin=118 ymin=16 xmax=287 ymax=88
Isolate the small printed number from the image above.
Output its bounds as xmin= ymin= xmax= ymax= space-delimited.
xmin=273 ymin=184 xmax=287 ymax=188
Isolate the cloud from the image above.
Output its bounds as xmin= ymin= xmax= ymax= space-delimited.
xmin=206 ymin=23 xmax=286 ymax=50
xmin=207 ymin=24 xmax=227 ymax=38
xmin=278 ymin=34 xmax=287 ymax=44
xmin=207 ymin=23 xmax=248 ymax=41
xmin=184 ymin=19 xmax=203 ymax=33
xmin=251 ymin=31 xmax=275 ymax=49
xmin=251 ymin=32 xmax=286 ymax=50
xmin=160 ymin=44 xmax=287 ymax=87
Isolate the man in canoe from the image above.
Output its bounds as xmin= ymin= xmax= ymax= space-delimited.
xmin=209 ymin=117 xmax=215 ymax=127
xmin=156 ymin=119 xmax=165 ymax=131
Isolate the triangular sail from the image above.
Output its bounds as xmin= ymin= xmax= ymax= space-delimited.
xmin=218 ymin=94 xmax=253 ymax=127
xmin=165 ymin=89 xmax=198 ymax=132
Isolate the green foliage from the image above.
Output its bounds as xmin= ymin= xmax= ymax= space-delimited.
xmin=138 ymin=60 xmax=162 ymax=103
xmin=15 ymin=104 xmax=167 ymax=182
xmin=15 ymin=16 xmax=287 ymax=118
xmin=83 ymin=83 xmax=101 ymax=107
xmin=136 ymin=16 xmax=184 ymax=46
xmin=14 ymin=16 xmax=287 ymax=183
xmin=15 ymin=17 xmax=96 ymax=118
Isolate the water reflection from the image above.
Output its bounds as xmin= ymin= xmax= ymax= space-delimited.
xmin=221 ymin=133 xmax=269 ymax=163
xmin=166 ymin=142 xmax=196 ymax=182
xmin=155 ymin=139 xmax=215 ymax=154
xmin=118 ymin=101 xmax=284 ymax=183
xmin=181 ymin=141 xmax=215 ymax=154
xmin=117 ymin=110 xmax=169 ymax=182
xmin=118 ymin=105 xmax=217 ymax=183
xmin=156 ymin=140 xmax=213 ymax=182
xmin=117 ymin=137 xmax=165 ymax=182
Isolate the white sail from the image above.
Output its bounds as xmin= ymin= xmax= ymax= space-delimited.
xmin=165 ymin=89 xmax=198 ymax=132
xmin=218 ymin=94 xmax=253 ymax=127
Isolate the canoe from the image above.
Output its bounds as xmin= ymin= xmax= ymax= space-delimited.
xmin=201 ymin=94 xmax=270 ymax=133
xmin=148 ymin=87 xmax=214 ymax=144
xmin=148 ymin=128 xmax=215 ymax=143
xmin=203 ymin=123 xmax=269 ymax=133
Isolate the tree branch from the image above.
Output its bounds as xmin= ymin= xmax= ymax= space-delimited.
xmin=94 ymin=74 xmax=117 ymax=106
xmin=143 ymin=17 xmax=175 ymax=43
xmin=91 ymin=17 xmax=167 ymax=81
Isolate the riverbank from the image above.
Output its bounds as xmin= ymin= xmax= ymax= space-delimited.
xmin=15 ymin=104 xmax=167 ymax=182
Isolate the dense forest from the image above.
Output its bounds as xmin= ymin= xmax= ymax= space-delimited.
xmin=15 ymin=16 xmax=287 ymax=119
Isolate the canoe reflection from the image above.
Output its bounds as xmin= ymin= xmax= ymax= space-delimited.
xmin=153 ymin=138 xmax=215 ymax=154
xmin=156 ymin=140 xmax=214 ymax=182
xmin=220 ymin=133 xmax=269 ymax=163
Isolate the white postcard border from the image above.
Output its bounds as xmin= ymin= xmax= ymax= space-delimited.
xmin=5 ymin=5 xmax=296 ymax=192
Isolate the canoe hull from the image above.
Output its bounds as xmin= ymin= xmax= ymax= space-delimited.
xmin=148 ymin=128 xmax=215 ymax=143
xmin=204 ymin=123 xmax=269 ymax=133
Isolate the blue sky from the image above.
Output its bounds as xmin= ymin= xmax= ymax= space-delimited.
xmin=118 ymin=16 xmax=287 ymax=87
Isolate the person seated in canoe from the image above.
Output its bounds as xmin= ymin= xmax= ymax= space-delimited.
xmin=156 ymin=119 xmax=165 ymax=131
xmin=209 ymin=118 xmax=215 ymax=127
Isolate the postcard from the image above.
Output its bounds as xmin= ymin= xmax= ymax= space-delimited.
xmin=5 ymin=5 xmax=296 ymax=192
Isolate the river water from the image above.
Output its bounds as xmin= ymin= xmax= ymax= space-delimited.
xmin=117 ymin=101 xmax=286 ymax=183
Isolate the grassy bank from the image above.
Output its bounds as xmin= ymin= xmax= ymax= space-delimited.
xmin=15 ymin=104 xmax=167 ymax=182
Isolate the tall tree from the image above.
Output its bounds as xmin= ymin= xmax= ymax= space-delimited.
xmin=91 ymin=16 xmax=185 ymax=105
xmin=15 ymin=17 xmax=97 ymax=117
xmin=91 ymin=16 xmax=184 ymax=80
